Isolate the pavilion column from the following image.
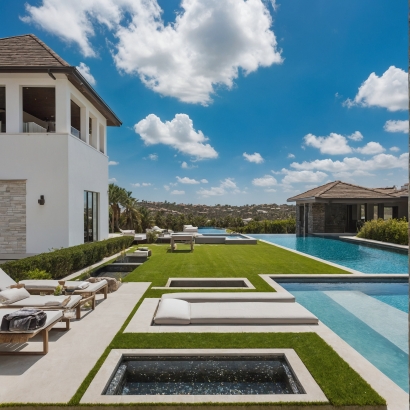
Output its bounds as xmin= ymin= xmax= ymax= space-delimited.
xmin=5 ymin=81 xmax=22 ymax=133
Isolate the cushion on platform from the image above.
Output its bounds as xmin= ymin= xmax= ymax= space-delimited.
xmin=154 ymin=299 xmax=191 ymax=325
xmin=0 ymin=287 xmax=31 ymax=305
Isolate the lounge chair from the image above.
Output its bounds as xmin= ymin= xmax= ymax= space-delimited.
xmin=183 ymin=225 xmax=198 ymax=233
xmin=0 ymin=308 xmax=69 ymax=355
xmin=154 ymin=298 xmax=318 ymax=325
xmin=119 ymin=229 xmax=135 ymax=236
xmin=161 ymin=292 xmax=295 ymax=303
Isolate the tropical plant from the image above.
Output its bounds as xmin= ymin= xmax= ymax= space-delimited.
xmin=139 ymin=206 xmax=155 ymax=232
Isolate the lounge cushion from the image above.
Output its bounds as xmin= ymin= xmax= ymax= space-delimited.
xmin=20 ymin=280 xmax=90 ymax=291
xmin=0 ymin=288 xmax=31 ymax=305
xmin=189 ymin=302 xmax=318 ymax=325
xmin=73 ymin=280 xmax=107 ymax=293
xmin=9 ymin=294 xmax=82 ymax=309
xmin=0 ymin=268 xmax=17 ymax=291
xmin=162 ymin=292 xmax=295 ymax=303
xmin=154 ymin=299 xmax=191 ymax=325
xmin=64 ymin=281 xmax=89 ymax=290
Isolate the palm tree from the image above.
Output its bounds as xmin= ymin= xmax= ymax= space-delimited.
xmin=122 ymin=191 xmax=141 ymax=231
xmin=108 ymin=183 xmax=126 ymax=233
xmin=139 ymin=206 xmax=154 ymax=232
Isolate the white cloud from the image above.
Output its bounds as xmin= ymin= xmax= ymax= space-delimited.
xmin=181 ymin=161 xmax=198 ymax=169
xmin=164 ymin=185 xmax=170 ymax=191
xmin=243 ymin=152 xmax=264 ymax=164
xmin=176 ymin=176 xmax=200 ymax=184
xmin=197 ymin=178 xmax=240 ymax=197
xmin=108 ymin=160 xmax=119 ymax=166
xmin=171 ymin=190 xmax=185 ymax=195
xmin=131 ymin=182 xmax=152 ymax=187
xmin=281 ymin=169 xmax=328 ymax=184
xmin=384 ymin=120 xmax=408 ymax=133
xmin=76 ymin=62 xmax=96 ymax=86
xmin=200 ymin=179 xmax=208 ymax=183
xmin=108 ymin=177 xmax=117 ymax=183
xmin=347 ymin=131 xmax=363 ymax=141
xmin=252 ymin=175 xmax=277 ymax=187
xmin=390 ymin=146 xmax=400 ymax=152
xmin=344 ymin=66 xmax=408 ymax=111
xmin=304 ymin=133 xmax=352 ymax=155
xmin=23 ymin=0 xmax=282 ymax=105
xmin=291 ymin=153 xmax=408 ymax=173
xmin=264 ymin=188 xmax=276 ymax=192
xmin=287 ymin=153 xmax=295 ymax=158
xmin=135 ymin=114 xmax=218 ymax=160
xmin=355 ymin=142 xmax=385 ymax=155
xmin=148 ymin=153 xmax=158 ymax=161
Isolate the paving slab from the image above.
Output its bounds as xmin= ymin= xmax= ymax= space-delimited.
xmin=0 ymin=282 xmax=150 ymax=404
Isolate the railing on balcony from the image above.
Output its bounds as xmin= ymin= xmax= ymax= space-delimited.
xmin=23 ymin=122 xmax=47 ymax=133
xmin=71 ymin=126 xmax=81 ymax=139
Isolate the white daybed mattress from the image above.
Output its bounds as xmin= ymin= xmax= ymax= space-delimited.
xmin=161 ymin=292 xmax=295 ymax=303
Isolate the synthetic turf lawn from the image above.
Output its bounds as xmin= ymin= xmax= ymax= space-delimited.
xmin=123 ymin=242 xmax=350 ymax=297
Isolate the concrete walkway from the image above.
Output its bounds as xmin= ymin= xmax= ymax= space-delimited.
xmin=0 ymin=282 xmax=150 ymax=404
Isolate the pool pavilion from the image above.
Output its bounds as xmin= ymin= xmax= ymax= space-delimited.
xmin=288 ymin=180 xmax=408 ymax=235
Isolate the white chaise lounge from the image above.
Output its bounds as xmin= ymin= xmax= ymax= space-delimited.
xmin=161 ymin=292 xmax=295 ymax=303
xmin=154 ymin=299 xmax=318 ymax=325
xmin=183 ymin=225 xmax=198 ymax=233
xmin=0 ymin=308 xmax=69 ymax=355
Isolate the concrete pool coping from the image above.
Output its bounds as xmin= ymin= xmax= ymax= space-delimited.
xmin=338 ymin=235 xmax=408 ymax=251
xmin=152 ymin=277 xmax=255 ymax=290
xmin=80 ymin=348 xmax=328 ymax=404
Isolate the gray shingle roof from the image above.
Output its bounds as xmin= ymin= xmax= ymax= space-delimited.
xmin=287 ymin=181 xmax=405 ymax=201
xmin=0 ymin=34 xmax=70 ymax=67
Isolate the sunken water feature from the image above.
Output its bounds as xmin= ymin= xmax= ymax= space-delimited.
xmin=105 ymin=355 xmax=303 ymax=396
xmin=169 ymin=279 xmax=248 ymax=288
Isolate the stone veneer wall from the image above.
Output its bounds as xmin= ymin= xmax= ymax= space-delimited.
xmin=0 ymin=180 xmax=26 ymax=254
xmin=325 ymin=203 xmax=347 ymax=233
xmin=308 ymin=203 xmax=325 ymax=234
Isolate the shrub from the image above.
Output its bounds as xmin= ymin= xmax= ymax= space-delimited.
xmin=2 ymin=236 xmax=134 ymax=282
xmin=357 ymin=218 xmax=408 ymax=245
xmin=146 ymin=231 xmax=158 ymax=244
xmin=233 ymin=218 xmax=296 ymax=234
xmin=25 ymin=269 xmax=52 ymax=280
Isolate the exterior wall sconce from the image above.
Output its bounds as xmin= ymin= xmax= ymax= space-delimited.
xmin=38 ymin=195 xmax=45 ymax=205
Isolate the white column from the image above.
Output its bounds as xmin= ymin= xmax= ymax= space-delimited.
xmin=81 ymin=106 xmax=89 ymax=143
xmin=92 ymin=117 xmax=98 ymax=150
xmin=5 ymin=81 xmax=22 ymax=133
xmin=55 ymin=80 xmax=70 ymax=134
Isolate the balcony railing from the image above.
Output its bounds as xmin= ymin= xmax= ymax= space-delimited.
xmin=23 ymin=122 xmax=47 ymax=133
xmin=71 ymin=126 xmax=81 ymax=138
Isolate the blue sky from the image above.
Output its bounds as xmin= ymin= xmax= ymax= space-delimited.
xmin=1 ymin=0 xmax=408 ymax=205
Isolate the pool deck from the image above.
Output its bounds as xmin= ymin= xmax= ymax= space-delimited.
xmin=338 ymin=235 xmax=409 ymax=251
xmin=0 ymin=282 xmax=150 ymax=404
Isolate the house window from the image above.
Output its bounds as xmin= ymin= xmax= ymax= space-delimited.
xmin=22 ymin=87 xmax=55 ymax=132
xmin=70 ymin=100 xmax=81 ymax=138
xmin=0 ymin=87 xmax=5 ymax=132
xmin=84 ymin=191 xmax=98 ymax=243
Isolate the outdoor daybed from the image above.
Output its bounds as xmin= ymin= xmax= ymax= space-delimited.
xmin=183 ymin=225 xmax=198 ymax=233
xmin=0 ymin=308 xmax=69 ymax=355
xmin=162 ymin=292 xmax=295 ymax=303
xmin=154 ymin=299 xmax=318 ymax=325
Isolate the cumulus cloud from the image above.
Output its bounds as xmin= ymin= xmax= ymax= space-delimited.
xmin=148 ymin=154 xmax=158 ymax=161
xmin=176 ymin=176 xmax=200 ymax=184
xmin=197 ymin=178 xmax=240 ymax=197
xmin=131 ymin=182 xmax=152 ymax=187
xmin=281 ymin=169 xmax=328 ymax=184
xmin=344 ymin=66 xmax=408 ymax=111
xmin=384 ymin=120 xmax=408 ymax=133
xmin=108 ymin=160 xmax=119 ymax=166
xmin=290 ymin=153 xmax=408 ymax=173
xmin=252 ymin=175 xmax=277 ymax=187
xmin=135 ymin=114 xmax=218 ymax=160
xmin=389 ymin=146 xmax=400 ymax=152
xmin=171 ymin=190 xmax=185 ymax=195
xmin=347 ymin=131 xmax=363 ymax=141
xmin=76 ymin=62 xmax=96 ymax=86
xmin=287 ymin=153 xmax=295 ymax=159
xmin=304 ymin=133 xmax=352 ymax=155
xmin=23 ymin=0 xmax=282 ymax=104
xmin=164 ymin=185 xmax=170 ymax=191
xmin=108 ymin=177 xmax=117 ymax=183
xmin=200 ymin=179 xmax=208 ymax=183
xmin=243 ymin=152 xmax=264 ymax=164
xmin=355 ymin=142 xmax=385 ymax=155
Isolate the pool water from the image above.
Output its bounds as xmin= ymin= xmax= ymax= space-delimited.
xmin=250 ymin=234 xmax=408 ymax=273
xmin=278 ymin=281 xmax=409 ymax=392
xmin=198 ymin=228 xmax=227 ymax=234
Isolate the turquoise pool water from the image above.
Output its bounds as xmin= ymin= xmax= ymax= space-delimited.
xmin=198 ymin=228 xmax=227 ymax=234
xmin=250 ymin=234 xmax=408 ymax=273
xmin=278 ymin=281 xmax=409 ymax=392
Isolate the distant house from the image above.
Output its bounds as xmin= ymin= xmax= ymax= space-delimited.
xmin=287 ymin=181 xmax=408 ymax=235
xmin=0 ymin=34 xmax=121 ymax=256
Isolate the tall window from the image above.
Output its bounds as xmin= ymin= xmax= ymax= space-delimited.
xmin=0 ymin=87 xmax=5 ymax=132
xmin=84 ymin=191 xmax=98 ymax=243
xmin=22 ymin=87 xmax=55 ymax=132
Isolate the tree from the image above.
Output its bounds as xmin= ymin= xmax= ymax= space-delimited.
xmin=108 ymin=183 xmax=126 ymax=233
xmin=139 ymin=206 xmax=154 ymax=232
xmin=121 ymin=190 xmax=141 ymax=231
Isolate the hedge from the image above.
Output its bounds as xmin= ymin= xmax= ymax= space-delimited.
xmin=1 ymin=236 xmax=134 ymax=282
xmin=357 ymin=218 xmax=408 ymax=245
xmin=233 ymin=218 xmax=296 ymax=234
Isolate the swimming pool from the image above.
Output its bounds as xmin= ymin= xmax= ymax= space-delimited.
xmin=277 ymin=280 xmax=408 ymax=392
xmin=198 ymin=228 xmax=227 ymax=234
xmin=250 ymin=234 xmax=408 ymax=274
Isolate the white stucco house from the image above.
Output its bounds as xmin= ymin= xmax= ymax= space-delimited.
xmin=0 ymin=34 xmax=121 ymax=256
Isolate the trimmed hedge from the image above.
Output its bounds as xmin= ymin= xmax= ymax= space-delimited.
xmin=234 ymin=218 xmax=296 ymax=234
xmin=357 ymin=218 xmax=408 ymax=245
xmin=1 ymin=236 xmax=134 ymax=282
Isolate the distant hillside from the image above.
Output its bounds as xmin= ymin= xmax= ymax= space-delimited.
xmin=139 ymin=200 xmax=296 ymax=221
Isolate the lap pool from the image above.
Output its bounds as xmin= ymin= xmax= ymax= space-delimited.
xmin=278 ymin=280 xmax=409 ymax=392
xmin=250 ymin=234 xmax=408 ymax=273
